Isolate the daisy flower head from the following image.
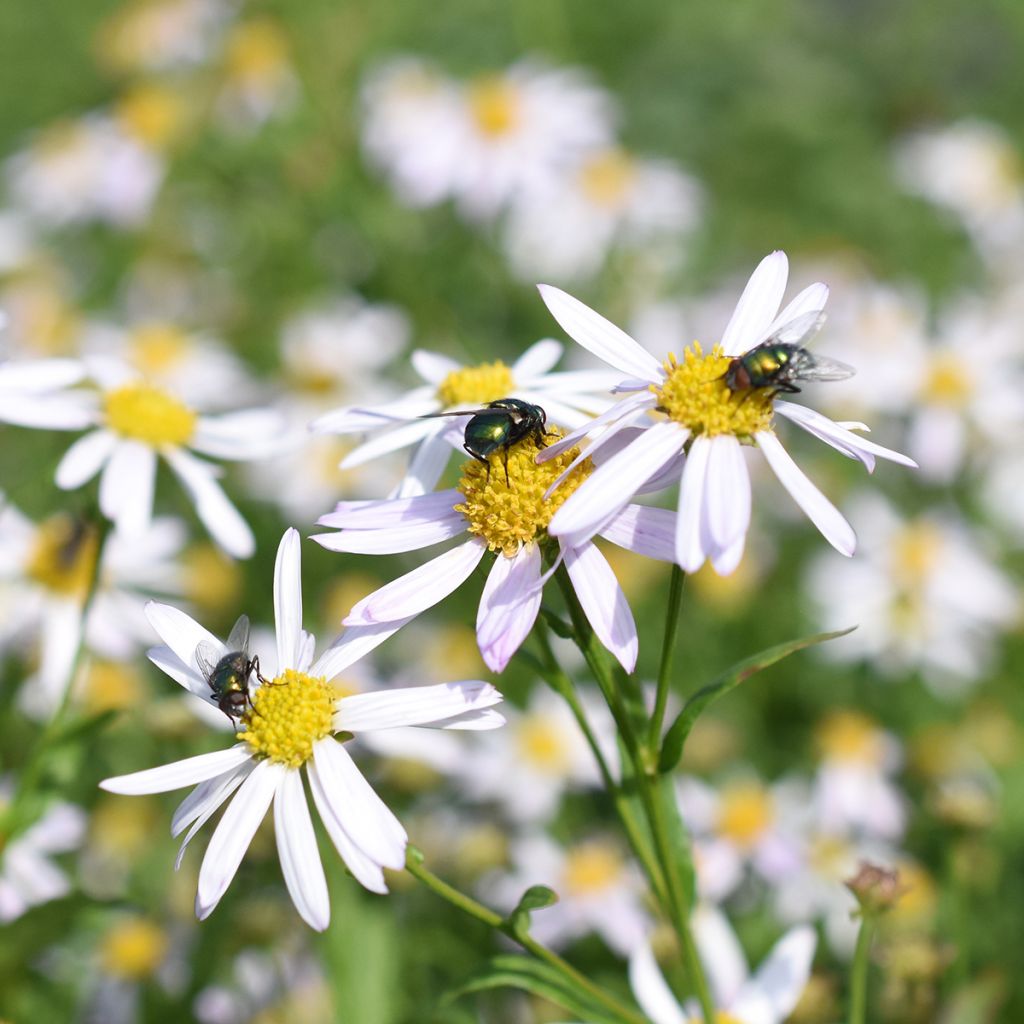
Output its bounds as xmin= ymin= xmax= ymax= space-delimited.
xmin=312 ymin=338 xmax=618 ymax=498
xmin=314 ymin=408 xmax=682 ymax=673
xmin=17 ymin=355 xmax=288 ymax=558
xmin=538 ymin=250 xmax=917 ymax=575
xmin=100 ymin=530 xmax=505 ymax=930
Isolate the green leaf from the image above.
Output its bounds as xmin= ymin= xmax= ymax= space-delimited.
xmin=654 ymin=773 xmax=697 ymax=906
xmin=540 ymin=605 xmax=574 ymax=639
xmin=504 ymin=885 xmax=559 ymax=941
xmin=938 ymin=974 xmax=1007 ymax=1024
xmin=658 ymin=627 xmax=855 ymax=774
xmin=447 ymin=955 xmax=634 ymax=1024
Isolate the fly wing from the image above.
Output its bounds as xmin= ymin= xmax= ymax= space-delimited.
xmin=768 ymin=310 xmax=827 ymax=347
xmin=789 ymin=348 xmax=857 ymax=382
xmin=194 ymin=641 xmax=220 ymax=682
xmin=418 ymin=408 xmax=490 ymax=420
xmin=225 ymin=614 xmax=251 ymax=655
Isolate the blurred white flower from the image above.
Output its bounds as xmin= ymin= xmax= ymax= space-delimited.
xmin=806 ymin=493 xmax=1019 ymax=695
xmin=492 ymin=833 xmax=649 ymax=955
xmin=215 ymin=17 xmax=300 ymax=129
xmin=360 ymin=56 xmax=616 ymax=222
xmin=0 ymin=787 xmax=86 ymax=922
xmin=101 ymin=530 xmax=504 ymax=929
xmin=502 ymin=147 xmax=702 ymax=283
xmin=313 ymin=338 xmax=617 ymax=497
xmin=629 ymin=907 xmax=816 ymax=1024
xmin=539 ymin=251 xmax=915 ymax=574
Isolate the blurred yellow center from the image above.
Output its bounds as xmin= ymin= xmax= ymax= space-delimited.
xmin=26 ymin=516 xmax=99 ymax=599
xmin=129 ymin=322 xmax=191 ymax=374
xmin=238 ymin=669 xmax=336 ymax=769
xmin=84 ymin=661 xmax=144 ymax=713
xmin=922 ymin=353 xmax=971 ymax=407
xmin=654 ymin=343 xmax=774 ymax=438
xmin=104 ymin=383 xmax=196 ymax=446
xmin=468 ymin=76 xmax=520 ymax=137
xmin=891 ymin=861 xmax=937 ymax=921
xmin=436 ymin=360 xmax=514 ymax=407
xmin=562 ymin=843 xmax=621 ymax=896
xmin=516 ymin=717 xmax=571 ymax=774
xmin=115 ymin=84 xmax=185 ymax=148
xmin=455 ymin=431 xmax=593 ymax=557
xmin=579 ymin=149 xmax=636 ymax=208
xmin=100 ymin=917 xmax=168 ymax=980
xmin=686 ymin=1015 xmax=744 ymax=1024
xmin=816 ymin=710 xmax=885 ymax=766
xmin=717 ymin=782 xmax=773 ymax=848
xmin=809 ymin=834 xmax=852 ymax=878
xmin=226 ymin=18 xmax=289 ymax=82
xmin=891 ymin=522 xmax=942 ymax=586
xmin=183 ymin=543 xmax=243 ymax=614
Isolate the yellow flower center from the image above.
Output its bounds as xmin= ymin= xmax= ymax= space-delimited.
xmin=562 ymin=842 xmax=622 ymax=896
xmin=103 ymin=383 xmax=197 ymax=446
xmin=809 ymin=834 xmax=853 ymax=879
xmin=237 ymin=669 xmax=337 ymax=769
xmin=653 ymin=342 xmax=775 ymax=438
xmin=26 ymin=516 xmax=99 ymax=599
xmin=183 ymin=543 xmax=243 ymax=615
xmin=922 ymin=353 xmax=972 ymax=407
xmin=816 ymin=710 xmax=885 ymax=766
xmin=467 ymin=76 xmax=521 ymax=138
xmin=225 ymin=18 xmax=289 ymax=83
xmin=891 ymin=861 xmax=937 ymax=922
xmin=516 ymin=716 xmax=572 ymax=774
xmin=435 ymin=360 xmax=515 ymax=407
xmin=84 ymin=661 xmax=144 ymax=713
xmin=686 ymin=1015 xmax=744 ymax=1024
xmin=890 ymin=522 xmax=942 ymax=587
xmin=100 ymin=917 xmax=168 ymax=980
xmin=91 ymin=797 xmax=160 ymax=856
xmin=717 ymin=782 xmax=773 ymax=848
xmin=579 ymin=148 xmax=636 ymax=208
xmin=128 ymin=322 xmax=192 ymax=375
xmin=455 ymin=430 xmax=593 ymax=557
xmin=115 ymin=84 xmax=185 ymax=148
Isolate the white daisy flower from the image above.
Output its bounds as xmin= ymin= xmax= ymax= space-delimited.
xmin=215 ymin=18 xmax=300 ymax=129
xmin=0 ymin=786 xmax=86 ymax=923
xmin=537 ymin=250 xmax=917 ymax=575
xmin=0 ymin=354 xmax=88 ymax=427
xmin=502 ymin=146 xmax=702 ymax=284
xmin=312 ymin=338 xmax=618 ymax=497
xmin=805 ymin=493 xmax=1019 ymax=695
xmin=0 ymin=500 xmax=186 ymax=718
xmin=314 ymin=420 xmax=681 ymax=673
xmin=491 ymin=833 xmax=649 ymax=956
xmin=100 ymin=529 xmax=505 ymax=930
xmin=629 ymin=907 xmax=816 ymax=1024
xmin=13 ymin=357 xmax=287 ymax=557
xmin=360 ymin=56 xmax=616 ymax=222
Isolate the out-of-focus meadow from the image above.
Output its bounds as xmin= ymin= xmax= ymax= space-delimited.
xmin=0 ymin=1 xmax=1022 ymax=1021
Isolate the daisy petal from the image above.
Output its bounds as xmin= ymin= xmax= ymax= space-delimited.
xmin=196 ymin=760 xmax=283 ymax=919
xmin=275 ymin=769 xmax=330 ymax=931
xmin=318 ymin=490 xmax=462 ymax=529
xmin=693 ymin=904 xmax=750 ymax=1007
xmin=720 ymin=251 xmax=789 ymax=356
xmin=757 ymin=431 xmax=856 ymax=556
xmin=628 ymin=943 xmax=688 ymax=1024
xmin=173 ymin=764 xmax=253 ymax=870
xmin=549 ymin=421 xmax=686 ymax=544
xmin=774 ymin=402 xmax=917 ymax=469
xmin=731 ymin=925 xmax=817 ymax=1024
xmin=147 ymin=644 xmax=209 ymax=700
xmin=274 ymin=529 xmax=303 ymax=673
xmin=311 ymin=517 xmax=465 ymax=555
xmin=0 ymin=394 xmax=97 ymax=430
xmin=340 ymin=418 xmax=438 ymax=469
xmin=336 ymin=681 xmax=502 ymax=732
xmin=311 ymin=620 xmax=411 ymax=681
xmin=512 ymin=338 xmax=563 ymax=380
xmin=394 ymin=434 xmax=454 ymax=497
xmin=475 ymin=544 xmax=543 ymax=672
xmin=599 ymin=504 xmax=677 ymax=562
xmin=344 ymin=540 xmax=485 ymax=626
xmin=411 ymin=349 xmax=461 ymax=384
xmin=675 ymin=435 xmax=712 ymax=572
xmin=99 ymin=440 xmax=155 ymax=536
xmin=704 ymin=434 xmax=751 ymax=554
xmin=55 ymin=430 xmax=117 ymax=489
xmin=0 ymin=358 xmax=84 ymax=392
xmin=311 ymin=740 xmax=407 ymax=870
xmin=563 ymin=540 xmax=638 ymax=672
xmin=145 ymin=601 xmax=224 ymax=675
xmin=100 ymin=745 xmax=252 ymax=795
xmin=538 ymin=284 xmax=663 ymax=382
xmin=766 ymin=282 xmax=829 ymax=337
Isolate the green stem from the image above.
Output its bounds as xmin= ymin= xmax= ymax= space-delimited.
xmin=848 ymin=915 xmax=877 ymax=1024
xmin=648 ymin=564 xmax=685 ymax=756
xmin=406 ymin=852 xmax=647 ymax=1024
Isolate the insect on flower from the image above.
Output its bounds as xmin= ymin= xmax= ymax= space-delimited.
xmin=422 ymin=397 xmax=554 ymax=484
xmin=194 ymin=614 xmax=266 ymax=721
xmin=723 ymin=310 xmax=855 ymax=396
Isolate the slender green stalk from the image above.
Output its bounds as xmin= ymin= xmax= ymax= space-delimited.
xmin=848 ymin=915 xmax=876 ymax=1024
xmin=406 ymin=852 xmax=648 ymax=1024
xmin=647 ymin=564 xmax=685 ymax=757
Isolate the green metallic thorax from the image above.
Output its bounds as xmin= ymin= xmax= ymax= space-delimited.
xmin=208 ymin=654 xmax=250 ymax=698
xmin=743 ymin=345 xmax=791 ymax=384
xmin=465 ymin=412 xmax=514 ymax=458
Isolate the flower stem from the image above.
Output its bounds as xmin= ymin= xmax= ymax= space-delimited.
xmin=848 ymin=914 xmax=877 ymax=1024
xmin=648 ymin=563 xmax=685 ymax=756
xmin=406 ymin=851 xmax=647 ymax=1024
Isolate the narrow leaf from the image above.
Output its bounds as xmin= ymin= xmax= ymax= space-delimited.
xmin=658 ymin=627 xmax=854 ymax=773
xmin=505 ymin=885 xmax=558 ymax=941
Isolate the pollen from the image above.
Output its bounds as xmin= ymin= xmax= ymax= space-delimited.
xmin=562 ymin=841 xmax=622 ymax=896
xmin=100 ymin=916 xmax=168 ymax=980
xmin=653 ymin=342 xmax=774 ymax=439
xmin=26 ymin=516 xmax=100 ymax=600
xmin=717 ymin=781 xmax=773 ymax=848
xmin=103 ymin=383 xmax=197 ymax=447
xmin=578 ymin=148 xmax=636 ymax=208
xmin=467 ymin=76 xmax=520 ymax=138
xmin=455 ymin=430 xmax=593 ymax=557
xmin=435 ymin=360 xmax=515 ymax=407
xmin=237 ymin=669 xmax=337 ymax=769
